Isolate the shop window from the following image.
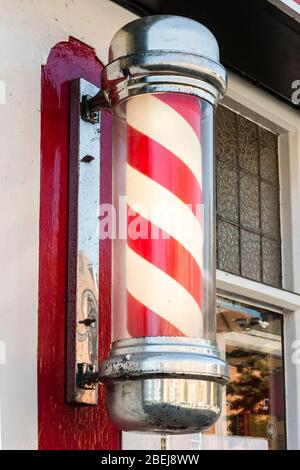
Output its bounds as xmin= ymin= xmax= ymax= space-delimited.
xmin=216 ymin=106 xmax=282 ymax=288
xmin=164 ymin=299 xmax=286 ymax=450
xmin=123 ymin=87 xmax=290 ymax=452
xmin=204 ymin=298 xmax=286 ymax=450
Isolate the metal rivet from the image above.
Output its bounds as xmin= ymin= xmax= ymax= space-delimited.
xmin=122 ymin=68 xmax=130 ymax=78
xmin=81 ymin=155 xmax=95 ymax=163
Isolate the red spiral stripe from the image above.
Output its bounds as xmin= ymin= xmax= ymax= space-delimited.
xmin=126 ymin=93 xmax=203 ymax=338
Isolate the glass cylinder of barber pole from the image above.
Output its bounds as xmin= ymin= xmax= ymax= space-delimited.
xmin=100 ymin=15 xmax=229 ymax=433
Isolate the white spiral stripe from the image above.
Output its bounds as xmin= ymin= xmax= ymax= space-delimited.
xmin=127 ymin=246 xmax=203 ymax=337
xmin=126 ymin=94 xmax=202 ymax=189
xmin=127 ymin=164 xmax=203 ymax=269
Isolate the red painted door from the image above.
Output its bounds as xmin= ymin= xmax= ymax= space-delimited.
xmin=38 ymin=37 xmax=119 ymax=450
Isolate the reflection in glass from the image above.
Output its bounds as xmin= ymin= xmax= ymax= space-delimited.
xmin=203 ymin=298 xmax=286 ymax=450
xmin=165 ymin=298 xmax=286 ymax=450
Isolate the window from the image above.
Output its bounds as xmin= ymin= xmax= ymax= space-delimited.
xmin=216 ymin=105 xmax=281 ymax=288
xmin=122 ymin=74 xmax=300 ymax=451
xmin=204 ymin=298 xmax=286 ymax=450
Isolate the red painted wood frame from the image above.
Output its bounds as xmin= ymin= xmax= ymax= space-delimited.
xmin=38 ymin=37 xmax=119 ymax=449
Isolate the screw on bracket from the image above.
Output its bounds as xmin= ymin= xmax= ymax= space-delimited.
xmin=81 ymin=155 xmax=95 ymax=163
xmin=81 ymin=90 xmax=110 ymax=124
xmin=77 ymin=362 xmax=99 ymax=390
xmin=79 ymin=318 xmax=96 ymax=327
xmin=81 ymin=94 xmax=99 ymax=124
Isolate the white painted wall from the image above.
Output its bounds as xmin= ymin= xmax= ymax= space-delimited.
xmin=0 ymin=0 xmax=136 ymax=450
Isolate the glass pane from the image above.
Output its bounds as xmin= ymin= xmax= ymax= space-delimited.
xmin=239 ymin=172 xmax=260 ymax=231
xmin=261 ymin=181 xmax=280 ymax=238
xmin=216 ymin=159 xmax=239 ymax=223
xmin=238 ymin=115 xmax=259 ymax=175
xmin=217 ymin=220 xmax=240 ymax=275
xmin=166 ymin=299 xmax=286 ymax=450
xmin=262 ymin=237 xmax=281 ymax=287
xmin=216 ymin=106 xmax=281 ymax=287
xmin=260 ymin=128 xmax=278 ymax=184
xmin=214 ymin=299 xmax=286 ymax=450
xmin=241 ymin=229 xmax=261 ymax=282
xmin=216 ymin=106 xmax=238 ymax=164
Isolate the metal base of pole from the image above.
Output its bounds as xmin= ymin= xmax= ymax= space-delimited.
xmin=100 ymin=337 xmax=229 ymax=433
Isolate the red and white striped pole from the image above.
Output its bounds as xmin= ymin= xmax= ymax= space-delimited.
xmin=100 ymin=15 xmax=229 ymax=433
xmin=126 ymin=93 xmax=203 ymax=339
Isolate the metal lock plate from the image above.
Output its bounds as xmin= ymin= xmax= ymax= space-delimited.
xmin=67 ymin=79 xmax=101 ymax=405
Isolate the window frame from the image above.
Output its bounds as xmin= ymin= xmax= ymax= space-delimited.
xmin=217 ymin=71 xmax=300 ymax=450
xmin=216 ymin=105 xmax=282 ymax=287
xmin=122 ymin=71 xmax=300 ymax=450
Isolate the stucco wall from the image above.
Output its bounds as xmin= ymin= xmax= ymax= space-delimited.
xmin=0 ymin=0 xmax=136 ymax=450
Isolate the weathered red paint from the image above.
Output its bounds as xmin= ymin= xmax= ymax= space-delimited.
xmin=38 ymin=37 xmax=119 ymax=450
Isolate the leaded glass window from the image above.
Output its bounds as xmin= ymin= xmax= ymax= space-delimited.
xmin=216 ymin=106 xmax=282 ymax=288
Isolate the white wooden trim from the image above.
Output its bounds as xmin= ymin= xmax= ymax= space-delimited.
xmin=219 ymin=72 xmax=300 ymax=450
xmin=279 ymin=132 xmax=293 ymax=291
xmin=217 ymin=270 xmax=300 ymax=312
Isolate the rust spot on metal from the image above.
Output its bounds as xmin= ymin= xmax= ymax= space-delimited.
xmin=78 ymin=318 xmax=96 ymax=326
xmin=81 ymin=155 xmax=95 ymax=163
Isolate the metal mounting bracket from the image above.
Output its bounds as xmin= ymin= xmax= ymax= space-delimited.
xmin=66 ymin=78 xmax=101 ymax=405
xmin=81 ymin=89 xmax=110 ymax=124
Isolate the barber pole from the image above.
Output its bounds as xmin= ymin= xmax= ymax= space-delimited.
xmin=126 ymin=93 xmax=203 ymax=338
xmin=0 ymin=0 xmax=297 ymax=451
xmin=99 ymin=15 xmax=229 ymax=433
